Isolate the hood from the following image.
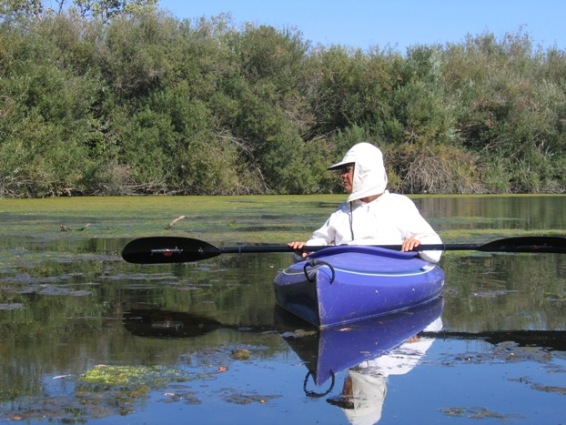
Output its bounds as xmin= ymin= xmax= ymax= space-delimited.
xmin=328 ymin=142 xmax=388 ymax=202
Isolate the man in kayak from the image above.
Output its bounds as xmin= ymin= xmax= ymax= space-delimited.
xmin=289 ymin=142 xmax=442 ymax=263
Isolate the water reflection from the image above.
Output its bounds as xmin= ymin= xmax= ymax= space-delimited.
xmin=416 ymin=195 xmax=566 ymax=233
xmin=327 ymin=319 xmax=442 ymax=425
xmin=121 ymin=298 xmax=445 ymax=424
xmin=123 ymin=309 xmax=226 ymax=338
xmin=281 ymin=298 xmax=443 ymax=424
xmin=122 ymin=308 xmax=274 ymax=338
xmin=420 ymin=328 xmax=566 ymax=351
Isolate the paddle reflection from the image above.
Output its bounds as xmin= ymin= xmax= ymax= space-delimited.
xmin=122 ymin=309 xmax=226 ymax=338
xmin=279 ymin=297 xmax=443 ymax=424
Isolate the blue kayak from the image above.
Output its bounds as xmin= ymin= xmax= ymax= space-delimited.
xmin=273 ymin=245 xmax=445 ymax=328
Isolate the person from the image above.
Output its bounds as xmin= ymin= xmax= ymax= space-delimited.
xmin=289 ymin=142 xmax=442 ymax=263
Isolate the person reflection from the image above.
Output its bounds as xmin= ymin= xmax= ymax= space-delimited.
xmin=327 ymin=317 xmax=443 ymax=425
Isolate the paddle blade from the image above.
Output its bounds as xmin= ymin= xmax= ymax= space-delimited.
xmin=122 ymin=236 xmax=221 ymax=264
xmin=478 ymin=236 xmax=566 ymax=254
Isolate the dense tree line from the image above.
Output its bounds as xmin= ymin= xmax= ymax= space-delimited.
xmin=0 ymin=4 xmax=564 ymax=197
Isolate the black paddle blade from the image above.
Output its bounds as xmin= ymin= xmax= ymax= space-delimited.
xmin=121 ymin=236 xmax=221 ymax=264
xmin=478 ymin=236 xmax=566 ymax=254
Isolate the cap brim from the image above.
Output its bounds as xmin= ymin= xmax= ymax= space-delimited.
xmin=327 ymin=161 xmax=354 ymax=171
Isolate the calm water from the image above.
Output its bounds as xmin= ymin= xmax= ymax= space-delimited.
xmin=0 ymin=195 xmax=565 ymax=424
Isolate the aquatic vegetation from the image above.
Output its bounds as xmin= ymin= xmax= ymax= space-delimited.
xmin=230 ymin=348 xmax=251 ymax=360
xmin=80 ymin=364 xmax=191 ymax=387
xmin=0 ymin=195 xmax=339 ymax=242
xmin=221 ymin=388 xmax=282 ymax=405
xmin=442 ymin=407 xmax=520 ymax=420
xmin=545 ymin=292 xmax=566 ymax=303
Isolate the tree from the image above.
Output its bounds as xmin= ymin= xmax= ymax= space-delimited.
xmin=0 ymin=0 xmax=43 ymax=18
xmin=0 ymin=0 xmax=157 ymax=21
xmin=72 ymin=0 xmax=158 ymax=21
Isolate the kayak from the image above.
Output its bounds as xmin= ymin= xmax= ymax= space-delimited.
xmin=273 ymin=245 xmax=445 ymax=328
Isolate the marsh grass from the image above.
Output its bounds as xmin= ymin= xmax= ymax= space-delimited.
xmin=0 ymin=195 xmax=342 ymax=244
xmin=1 ymin=195 xmax=562 ymax=249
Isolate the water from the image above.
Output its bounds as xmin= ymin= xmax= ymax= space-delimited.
xmin=0 ymin=195 xmax=565 ymax=424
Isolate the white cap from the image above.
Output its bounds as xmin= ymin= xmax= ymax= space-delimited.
xmin=328 ymin=142 xmax=388 ymax=202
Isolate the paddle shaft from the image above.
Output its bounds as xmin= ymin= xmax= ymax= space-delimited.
xmin=122 ymin=236 xmax=566 ymax=264
xmin=208 ymin=242 xmax=560 ymax=254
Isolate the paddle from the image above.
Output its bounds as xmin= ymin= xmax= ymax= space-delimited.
xmin=121 ymin=235 xmax=566 ymax=264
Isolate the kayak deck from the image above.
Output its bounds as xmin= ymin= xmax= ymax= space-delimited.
xmin=273 ymin=246 xmax=445 ymax=327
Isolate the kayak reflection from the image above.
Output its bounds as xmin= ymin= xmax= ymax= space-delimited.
xmin=279 ymin=297 xmax=443 ymax=424
xmin=279 ymin=297 xmax=443 ymax=388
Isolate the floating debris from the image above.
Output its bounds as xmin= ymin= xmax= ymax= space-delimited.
xmin=442 ymin=406 xmax=522 ymax=420
xmin=214 ymin=366 xmax=228 ymax=373
xmin=166 ymin=216 xmax=186 ymax=229
xmin=162 ymin=390 xmax=201 ymax=404
xmin=220 ymin=388 xmax=282 ymax=405
xmin=472 ymin=290 xmax=519 ymax=298
xmin=52 ymin=374 xmax=74 ymax=380
xmin=280 ymin=329 xmax=317 ymax=338
xmin=531 ymin=384 xmax=566 ymax=395
xmin=60 ymin=223 xmax=90 ymax=232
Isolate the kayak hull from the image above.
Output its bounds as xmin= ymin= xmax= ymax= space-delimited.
xmin=273 ymin=246 xmax=445 ymax=328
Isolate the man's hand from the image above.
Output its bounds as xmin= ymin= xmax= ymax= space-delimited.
xmin=288 ymin=241 xmax=308 ymax=258
xmin=401 ymin=237 xmax=421 ymax=252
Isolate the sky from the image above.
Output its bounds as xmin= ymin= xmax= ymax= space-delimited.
xmin=157 ymin=0 xmax=565 ymax=53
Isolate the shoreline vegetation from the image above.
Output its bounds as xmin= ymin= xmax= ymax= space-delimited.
xmin=1 ymin=194 xmax=563 ymax=244
xmin=1 ymin=1 xmax=565 ymax=198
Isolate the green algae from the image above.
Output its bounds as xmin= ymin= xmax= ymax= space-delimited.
xmin=80 ymin=364 xmax=192 ymax=387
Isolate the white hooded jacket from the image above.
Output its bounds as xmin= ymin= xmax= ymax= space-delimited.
xmin=307 ymin=143 xmax=442 ymax=263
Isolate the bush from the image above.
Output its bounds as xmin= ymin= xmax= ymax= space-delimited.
xmin=0 ymin=12 xmax=564 ymax=197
